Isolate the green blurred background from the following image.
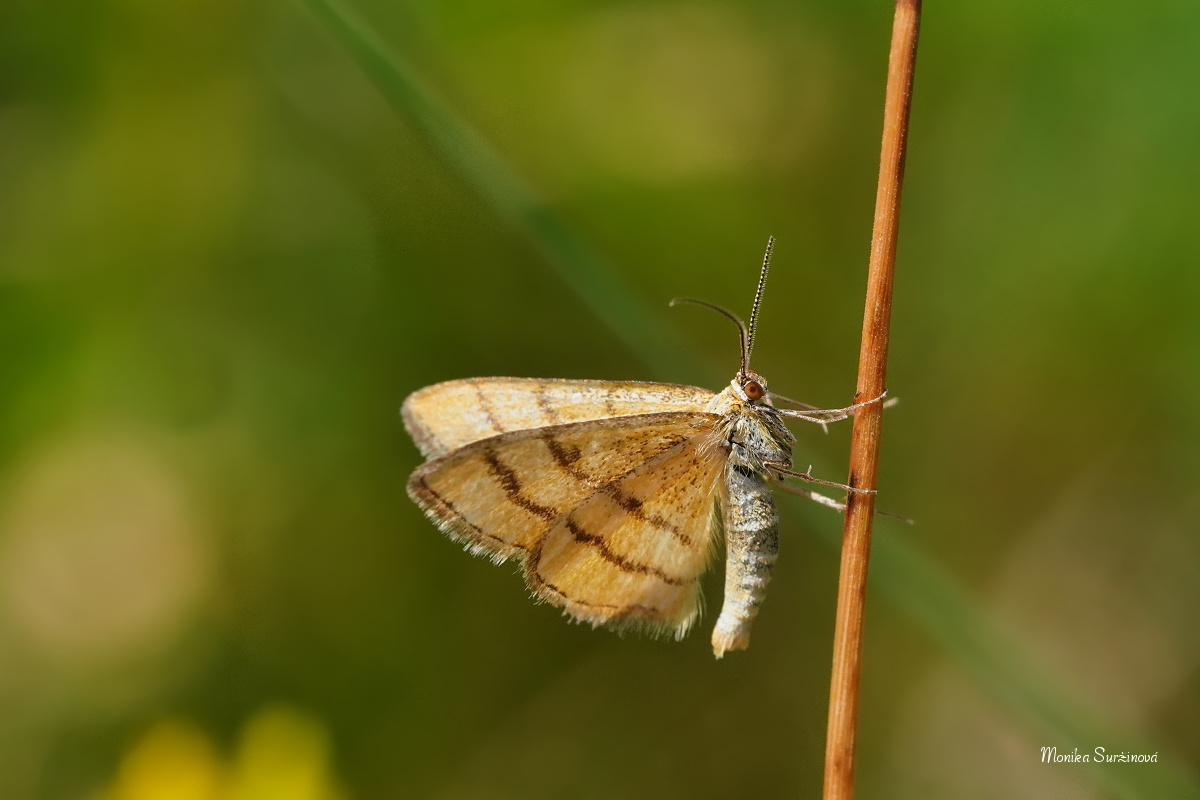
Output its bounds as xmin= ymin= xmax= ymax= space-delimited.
xmin=2 ymin=1 xmax=1198 ymax=798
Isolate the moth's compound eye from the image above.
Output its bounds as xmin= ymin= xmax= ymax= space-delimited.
xmin=743 ymin=380 xmax=765 ymax=401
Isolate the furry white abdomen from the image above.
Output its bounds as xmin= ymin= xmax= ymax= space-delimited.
xmin=712 ymin=464 xmax=779 ymax=658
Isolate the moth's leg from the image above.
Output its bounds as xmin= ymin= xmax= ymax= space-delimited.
xmin=766 ymin=391 xmax=826 ymax=412
xmin=768 ymin=391 xmax=895 ymax=412
xmin=771 ymin=471 xmax=914 ymax=524
xmin=771 ymin=476 xmax=847 ymax=512
xmin=765 ymin=461 xmax=877 ymax=494
xmin=773 ymin=392 xmax=895 ymax=426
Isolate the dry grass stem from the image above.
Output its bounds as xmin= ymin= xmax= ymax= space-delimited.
xmin=822 ymin=2 xmax=922 ymax=798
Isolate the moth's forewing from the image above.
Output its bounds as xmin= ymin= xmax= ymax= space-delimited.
xmin=528 ymin=431 xmax=726 ymax=637
xmin=402 ymin=378 xmax=714 ymax=458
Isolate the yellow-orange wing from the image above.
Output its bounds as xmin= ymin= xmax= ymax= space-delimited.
xmin=407 ymin=411 xmax=726 ymax=636
xmin=527 ymin=432 xmax=728 ymax=636
xmin=401 ymin=378 xmax=715 ymax=458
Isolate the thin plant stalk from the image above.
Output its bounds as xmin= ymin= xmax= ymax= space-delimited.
xmin=822 ymin=2 xmax=921 ymax=798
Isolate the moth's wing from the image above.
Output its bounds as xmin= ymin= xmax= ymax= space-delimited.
xmin=407 ymin=411 xmax=718 ymax=560
xmin=402 ymin=378 xmax=715 ymax=458
xmin=526 ymin=430 xmax=727 ymax=638
xmin=407 ymin=411 xmax=726 ymax=635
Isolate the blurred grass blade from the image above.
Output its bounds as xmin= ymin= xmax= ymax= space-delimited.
xmin=303 ymin=0 xmax=709 ymax=382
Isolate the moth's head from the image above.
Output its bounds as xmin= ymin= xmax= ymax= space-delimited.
xmin=731 ymin=370 xmax=769 ymax=404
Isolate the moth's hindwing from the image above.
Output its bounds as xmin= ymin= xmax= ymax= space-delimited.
xmin=528 ymin=432 xmax=727 ymax=637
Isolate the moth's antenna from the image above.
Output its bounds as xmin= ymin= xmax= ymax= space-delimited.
xmin=745 ymin=235 xmax=774 ymax=371
xmin=669 ymin=297 xmax=749 ymax=373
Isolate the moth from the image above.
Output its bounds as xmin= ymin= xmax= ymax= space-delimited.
xmin=402 ymin=238 xmax=880 ymax=657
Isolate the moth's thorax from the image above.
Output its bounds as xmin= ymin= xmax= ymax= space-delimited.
xmin=705 ymin=372 xmax=795 ymax=473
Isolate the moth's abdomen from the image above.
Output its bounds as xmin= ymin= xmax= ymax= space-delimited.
xmin=712 ymin=464 xmax=779 ymax=658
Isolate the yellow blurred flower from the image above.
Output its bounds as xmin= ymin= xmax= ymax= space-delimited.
xmin=106 ymin=720 xmax=222 ymax=800
xmin=226 ymin=706 xmax=345 ymax=800
xmin=105 ymin=707 xmax=347 ymax=800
